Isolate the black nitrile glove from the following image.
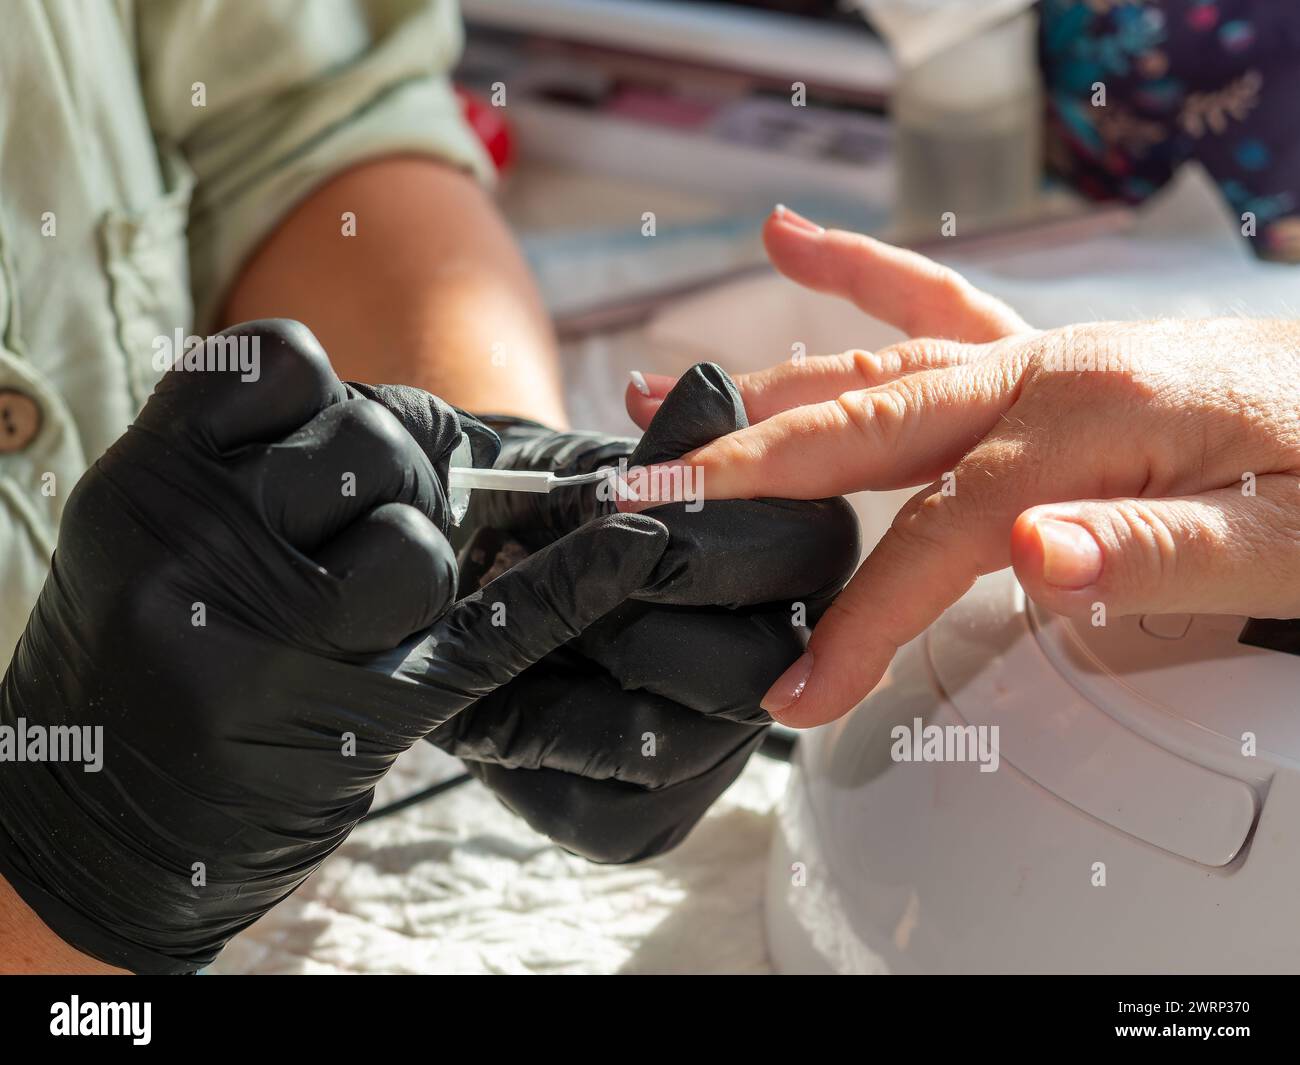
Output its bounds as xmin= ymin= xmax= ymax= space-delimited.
xmin=0 ymin=320 xmax=669 ymax=973
xmin=432 ymin=364 xmax=860 ymax=863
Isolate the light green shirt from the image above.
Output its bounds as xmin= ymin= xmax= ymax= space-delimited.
xmin=0 ymin=0 xmax=491 ymax=664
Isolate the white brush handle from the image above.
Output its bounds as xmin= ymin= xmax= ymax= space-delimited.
xmin=447 ymin=467 xmax=612 ymax=494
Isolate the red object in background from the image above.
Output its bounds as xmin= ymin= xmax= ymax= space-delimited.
xmin=455 ymin=86 xmax=514 ymax=173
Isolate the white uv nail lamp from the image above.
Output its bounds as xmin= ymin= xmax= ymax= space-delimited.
xmin=765 ymin=568 xmax=1300 ymax=974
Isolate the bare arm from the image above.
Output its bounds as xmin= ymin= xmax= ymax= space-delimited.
xmin=222 ymin=155 xmax=569 ymax=428
xmin=0 ymin=873 xmax=125 ymax=974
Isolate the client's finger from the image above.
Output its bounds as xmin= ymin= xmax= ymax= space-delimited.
xmin=763 ymin=207 xmax=1031 ymax=342
xmin=621 ymin=351 xmax=1024 ymax=506
xmin=757 ymin=406 xmax=1149 ymax=728
xmin=626 ymin=343 xmax=977 ymax=430
xmin=1012 ymin=479 xmax=1300 ymax=620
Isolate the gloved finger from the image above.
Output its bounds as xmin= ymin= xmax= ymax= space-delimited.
xmin=459 ymin=495 xmax=859 ymax=608
xmin=574 ymin=601 xmax=806 ymax=724
xmin=627 ymin=362 xmax=748 ymax=466
xmin=633 ymin=497 xmax=860 ymax=607
xmin=1012 ymin=479 xmax=1300 ymax=620
xmin=345 ymin=382 xmax=500 ymax=475
xmin=407 ymin=513 xmax=669 ymax=727
xmin=475 ymin=363 xmax=751 ymax=547
xmin=311 ymin=502 xmax=458 ymax=653
xmin=763 ymin=207 xmax=1031 ymax=341
xmin=464 ymin=728 xmax=764 ymax=864
xmin=433 ymin=655 xmax=763 ymax=785
xmin=255 ymin=397 xmax=447 ymax=550
xmin=139 ymin=319 xmax=349 ymax=453
xmin=626 ymin=342 xmax=979 ymax=430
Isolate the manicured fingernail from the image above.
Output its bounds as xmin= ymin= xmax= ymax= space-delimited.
xmin=761 ymin=652 xmax=814 ymax=715
xmin=629 ymin=370 xmax=651 ymax=396
xmin=1036 ymin=519 xmax=1103 ymax=588
xmin=613 ymin=471 xmax=639 ymax=502
xmin=613 ymin=459 xmax=701 ymax=514
xmin=773 ymin=204 xmax=823 ymax=234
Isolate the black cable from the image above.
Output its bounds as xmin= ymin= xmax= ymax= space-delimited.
xmin=360 ymin=772 xmax=473 ymax=823
xmin=759 ymin=728 xmax=797 ymax=762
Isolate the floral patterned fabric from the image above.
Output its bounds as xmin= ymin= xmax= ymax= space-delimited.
xmin=1041 ymin=0 xmax=1300 ymax=259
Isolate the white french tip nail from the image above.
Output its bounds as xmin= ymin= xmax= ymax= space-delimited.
xmin=629 ymin=370 xmax=651 ymax=396
xmin=774 ymin=203 xmax=787 ymax=218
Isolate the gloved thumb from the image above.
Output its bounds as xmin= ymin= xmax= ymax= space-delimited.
xmin=400 ymin=512 xmax=670 ymax=730
xmin=628 ymin=363 xmax=746 ymax=467
xmin=346 ymin=381 xmax=501 ymax=474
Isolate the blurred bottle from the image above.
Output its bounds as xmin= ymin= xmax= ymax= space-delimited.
xmin=893 ymin=9 xmax=1042 ymax=236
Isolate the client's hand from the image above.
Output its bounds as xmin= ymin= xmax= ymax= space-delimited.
xmin=434 ymin=364 xmax=860 ymax=862
xmin=622 ymin=208 xmax=1300 ymax=729
xmin=0 ymin=320 xmax=667 ymax=972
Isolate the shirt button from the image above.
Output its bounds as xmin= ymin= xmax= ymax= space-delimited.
xmin=0 ymin=389 xmax=41 ymax=453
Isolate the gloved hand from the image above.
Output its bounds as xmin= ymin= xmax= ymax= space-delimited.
xmin=431 ymin=364 xmax=860 ymax=862
xmin=0 ymin=319 xmax=669 ymax=973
